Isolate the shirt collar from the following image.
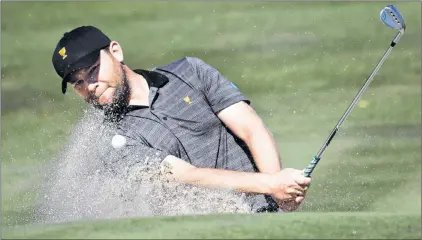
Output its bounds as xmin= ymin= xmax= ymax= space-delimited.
xmin=133 ymin=69 xmax=169 ymax=88
xmin=124 ymin=69 xmax=169 ymax=109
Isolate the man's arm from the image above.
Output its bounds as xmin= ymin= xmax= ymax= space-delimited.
xmin=162 ymin=155 xmax=272 ymax=194
xmin=217 ymin=101 xmax=282 ymax=173
xmin=187 ymin=57 xmax=282 ymax=173
xmin=161 ymin=155 xmax=309 ymax=201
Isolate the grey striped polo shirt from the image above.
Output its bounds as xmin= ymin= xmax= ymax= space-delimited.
xmin=119 ymin=57 xmax=258 ymax=171
xmin=113 ymin=57 xmax=278 ymax=212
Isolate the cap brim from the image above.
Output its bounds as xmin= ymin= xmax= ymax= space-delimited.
xmin=61 ymin=49 xmax=101 ymax=94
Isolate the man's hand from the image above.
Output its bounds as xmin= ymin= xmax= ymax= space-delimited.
xmin=267 ymin=168 xmax=311 ymax=212
xmin=268 ymin=168 xmax=311 ymax=200
xmin=160 ymin=155 xmax=195 ymax=178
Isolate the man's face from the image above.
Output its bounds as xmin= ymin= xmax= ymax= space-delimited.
xmin=67 ymin=48 xmax=130 ymax=121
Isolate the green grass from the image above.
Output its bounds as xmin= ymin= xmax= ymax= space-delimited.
xmin=2 ymin=1 xmax=421 ymax=239
xmin=3 ymin=212 xmax=421 ymax=239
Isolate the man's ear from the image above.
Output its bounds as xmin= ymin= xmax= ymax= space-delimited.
xmin=108 ymin=41 xmax=124 ymax=62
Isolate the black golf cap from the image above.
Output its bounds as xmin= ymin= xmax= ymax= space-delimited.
xmin=52 ymin=26 xmax=111 ymax=94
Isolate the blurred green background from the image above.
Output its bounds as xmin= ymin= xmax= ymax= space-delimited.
xmin=1 ymin=1 xmax=421 ymax=239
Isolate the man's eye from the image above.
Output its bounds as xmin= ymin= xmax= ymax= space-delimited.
xmin=76 ymin=80 xmax=84 ymax=86
xmin=87 ymin=66 xmax=99 ymax=83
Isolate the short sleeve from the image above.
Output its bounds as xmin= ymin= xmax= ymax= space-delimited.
xmin=187 ymin=57 xmax=250 ymax=114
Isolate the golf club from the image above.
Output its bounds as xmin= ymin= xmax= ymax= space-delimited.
xmin=303 ymin=4 xmax=406 ymax=178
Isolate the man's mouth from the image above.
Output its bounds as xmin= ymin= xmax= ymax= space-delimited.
xmin=86 ymin=94 xmax=102 ymax=106
xmin=87 ymin=89 xmax=109 ymax=105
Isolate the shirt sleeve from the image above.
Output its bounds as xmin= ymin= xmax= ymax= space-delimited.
xmin=187 ymin=57 xmax=250 ymax=114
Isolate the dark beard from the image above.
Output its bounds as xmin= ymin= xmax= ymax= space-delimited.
xmin=91 ymin=65 xmax=131 ymax=124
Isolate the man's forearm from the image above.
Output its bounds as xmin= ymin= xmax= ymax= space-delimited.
xmin=245 ymin=127 xmax=282 ymax=173
xmin=178 ymin=168 xmax=272 ymax=194
xmin=162 ymin=156 xmax=272 ymax=194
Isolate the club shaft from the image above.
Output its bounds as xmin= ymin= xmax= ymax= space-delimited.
xmin=317 ymin=31 xmax=402 ymax=158
xmin=304 ymin=31 xmax=403 ymax=177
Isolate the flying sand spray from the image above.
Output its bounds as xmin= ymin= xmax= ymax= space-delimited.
xmin=35 ymin=108 xmax=252 ymax=224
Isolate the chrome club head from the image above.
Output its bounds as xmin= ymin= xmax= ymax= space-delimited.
xmin=380 ymin=5 xmax=406 ymax=32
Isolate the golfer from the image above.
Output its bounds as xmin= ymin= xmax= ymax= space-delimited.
xmin=51 ymin=26 xmax=311 ymax=213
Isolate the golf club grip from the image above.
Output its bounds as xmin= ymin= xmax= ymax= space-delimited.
xmin=303 ymin=127 xmax=338 ymax=177
xmin=303 ymin=156 xmax=320 ymax=177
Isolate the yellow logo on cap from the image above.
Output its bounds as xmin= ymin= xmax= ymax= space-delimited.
xmin=58 ymin=47 xmax=67 ymax=59
xmin=183 ymin=96 xmax=192 ymax=104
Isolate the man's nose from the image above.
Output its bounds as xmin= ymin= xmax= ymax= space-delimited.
xmin=87 ymin=83 xmax=99 ymax=93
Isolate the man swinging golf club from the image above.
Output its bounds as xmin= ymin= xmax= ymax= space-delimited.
xmin=51 ymin=25 xmax=311 ymax=213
